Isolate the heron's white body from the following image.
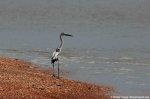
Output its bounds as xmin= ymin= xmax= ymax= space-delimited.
xmin=51 ymin=48 xmax=61 ymax=61
xmin=52 ymin=51 xmax=59 ymax=59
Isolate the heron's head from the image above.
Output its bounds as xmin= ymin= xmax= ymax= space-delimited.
xmin=60 ymin=32 xmax=73 ymax=37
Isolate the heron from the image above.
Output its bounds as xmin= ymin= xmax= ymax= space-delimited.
xmin=51 ymin=32 xmax=73 ymax=78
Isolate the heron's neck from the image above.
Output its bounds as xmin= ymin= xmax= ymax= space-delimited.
xmin=59 ymin=35 xmax=63 ymax=49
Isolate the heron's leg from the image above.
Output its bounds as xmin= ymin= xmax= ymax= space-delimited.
xmin=57 ymin=59 xmax=60 ymax=79
xmin=52 ymin=63 xmax=55 ymax=77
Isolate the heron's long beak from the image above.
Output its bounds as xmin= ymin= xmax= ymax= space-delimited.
xmin=63 ymin=33 xmax=73 ymax=37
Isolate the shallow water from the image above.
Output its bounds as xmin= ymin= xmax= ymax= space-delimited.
xmin=0 ymin=0 xmax=150 ymax=96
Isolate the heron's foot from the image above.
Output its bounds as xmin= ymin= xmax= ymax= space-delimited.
xmin=56 ymin=76 xmax=60 ymax=79
xmin=52 ymin=74 xmax=60 ymax=79
xmin=52 ymin=74 xmax=56 ymax=77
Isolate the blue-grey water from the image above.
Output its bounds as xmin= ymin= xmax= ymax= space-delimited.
xmin=0 ymin=0 xmax=150 ymax=96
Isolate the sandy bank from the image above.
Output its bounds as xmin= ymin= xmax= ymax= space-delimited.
xmin=0 ymin=57 xmax=114 ymax=99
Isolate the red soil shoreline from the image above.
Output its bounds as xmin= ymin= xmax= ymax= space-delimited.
xmin=0 ymin=57 xmax=114 ymax=99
